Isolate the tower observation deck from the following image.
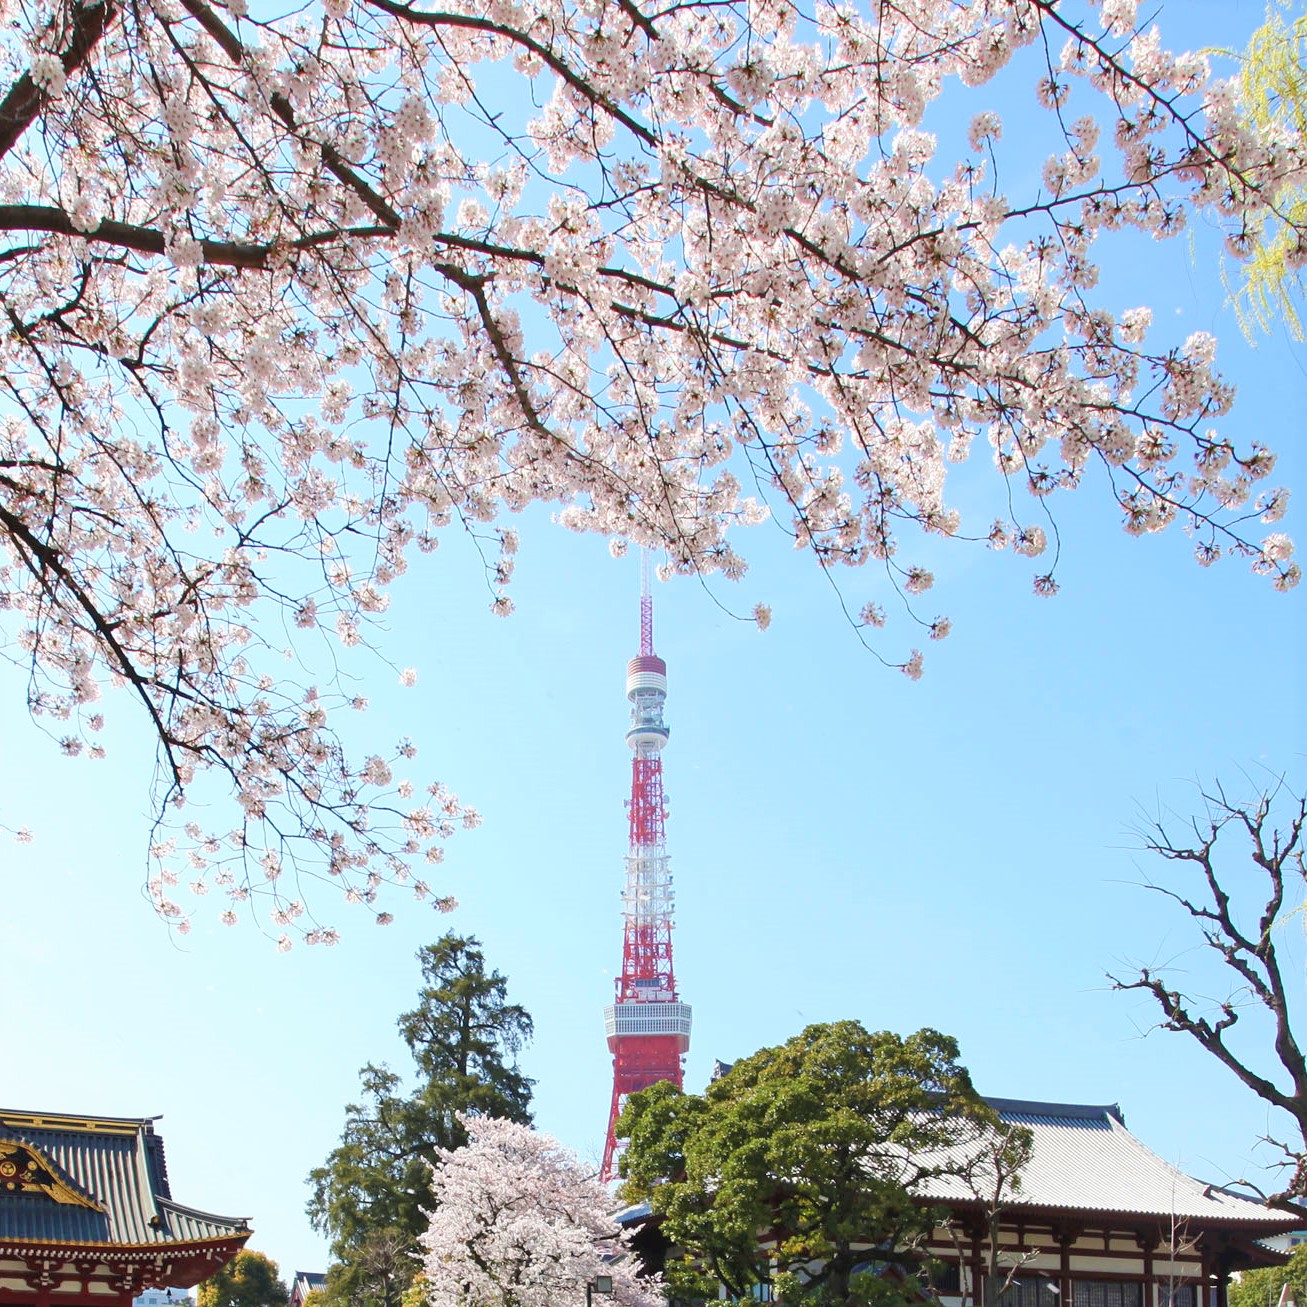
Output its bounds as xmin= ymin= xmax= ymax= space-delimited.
xmin=600 ymin=555 xmax=691 ymax=1181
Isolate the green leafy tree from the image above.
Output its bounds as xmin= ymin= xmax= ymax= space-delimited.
xmin=1230 ymin=1245 xmax=1307 ymax=1307
xmin=618 ymin=1021 xmax=1003 ymax=1307
xmin=1228 ymin=3 xmax=1307 ymax=340
xmin=307 ymin=935 xmax=533 ymax=1307
xmin=197 ymin=1252 xmax=289 ymax=1307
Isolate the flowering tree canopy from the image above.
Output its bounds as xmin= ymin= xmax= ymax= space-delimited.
xmin=419 ymin=1115 xmax=657 ymax=1307
xmin=0 ymin=0 xmax=1301 ymax=940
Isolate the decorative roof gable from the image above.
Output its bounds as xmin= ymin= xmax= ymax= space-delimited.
xmin=0 ymin=1139 xmax=102 ymax=1211
xmin=0 ymin=1109 xmax=249 ymax=1249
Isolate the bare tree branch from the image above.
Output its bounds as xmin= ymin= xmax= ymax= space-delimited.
xmin=1111 ymin=781 xmax=1307 ymax=1210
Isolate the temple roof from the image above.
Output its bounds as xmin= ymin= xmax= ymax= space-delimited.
xmin=0 ymin=1109 xmax=250 ymax=1249
xmin=916 ymin=1098 xmax=1300 ymax=1228
xmin=291 ymin=1272 xmax=329 ymax=1301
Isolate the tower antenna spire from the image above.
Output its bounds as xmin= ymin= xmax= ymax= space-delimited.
xmin=601 ymin=550 xmax=691 ymax=1181
xmin=640 ymin=549 xmax=653 ymax=657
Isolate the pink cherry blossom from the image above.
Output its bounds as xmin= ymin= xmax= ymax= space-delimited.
xmin=422 ymin=1115 xmax=660 ymax=1307
xmin=0 ymin=0 xmax=1297 ymax=941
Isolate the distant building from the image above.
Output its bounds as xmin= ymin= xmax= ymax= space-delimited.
xmin=289 ymin=1271 xmax=328 ymax=1307
xmin=0 ymin=1108 xmax=250 ymax=1307
xmin=133 ymin=1290 xmax=192 ymax=1307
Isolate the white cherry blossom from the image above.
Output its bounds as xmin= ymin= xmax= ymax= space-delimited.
xmin=421 ymin=1114 xmax=659 ymax=1307
xmin=0 ymin=0 xmax=1298 ymax=941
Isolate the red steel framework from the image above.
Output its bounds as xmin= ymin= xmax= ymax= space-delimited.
xmin=601 ymin=554 xmax=692 ymax=1181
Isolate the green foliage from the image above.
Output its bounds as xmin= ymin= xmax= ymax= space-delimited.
xmin=617 ymin=1021 xmax=1000 ymax=1307
xmin=307 ymin=935 xmax=534 ymax=1307
xmin=1230 ymin=1246 xmax=1307 ymax=1307
xmin=1229 ymin=3 xmax=1307 ymax=340
xmin=398 ymin=1276 xmax=429 ymax=1307
xmin=197 ymin=1251 xmax=289 ymax=1307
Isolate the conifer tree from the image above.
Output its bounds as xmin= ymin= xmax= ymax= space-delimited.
xmin=307 ymin=935 xmax=533 ymax=1307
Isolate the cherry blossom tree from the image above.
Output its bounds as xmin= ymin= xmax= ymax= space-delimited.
xmin=419 ymin=1115 xmax=657 ymax=1307
xmin=0 ymin=0 xmax=1301 ymax=940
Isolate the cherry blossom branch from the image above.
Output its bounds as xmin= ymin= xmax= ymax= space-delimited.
xmin=177 ymin=0 xmax=405 ymax=230
xmin=0 ymin=204 xmax=392 ymax=266
xmin=0 ymin=0 xmax=117 ymax=161
xmin=364 ymin=0 xmax=661 ymax=148
xmin=0 ymin=495 xmax=187 ymax=784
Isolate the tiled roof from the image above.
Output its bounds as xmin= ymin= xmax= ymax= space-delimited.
xmin=0 ymin=1109 xmax=249 ymax=1249
xmin=916 ymin=1098 xmax=1300 ymax=1227
xmin=613 ymin=1202 xmax=652 ymax=1226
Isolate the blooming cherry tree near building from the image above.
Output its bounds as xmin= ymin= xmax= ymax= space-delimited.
xmin=0 ymin=0 xmax=1300 ymax=939
xmin=420 ymin=1115 xmax=657 ymax=1307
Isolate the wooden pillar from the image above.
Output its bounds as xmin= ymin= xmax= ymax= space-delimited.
xmin=1058 ymin=1230 xmax=1074 ymax=1307
xmin=1137 ymin=1233 xmax=1157 ymax=1307
xmin=970 ymin=1229 xmax=985 ymax=1307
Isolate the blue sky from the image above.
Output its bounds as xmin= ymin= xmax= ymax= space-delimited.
xmin=2 ymin=0 xmax=1304 ymax=1285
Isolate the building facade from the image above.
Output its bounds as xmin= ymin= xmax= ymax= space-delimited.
xmin=918 ymin=1100 xmax=1298 ymax=1307
xmin=620 ymin=1096 xmax=1298 ymax=1307
xmin=0 ymin=1109 xmax=250 ymax=1307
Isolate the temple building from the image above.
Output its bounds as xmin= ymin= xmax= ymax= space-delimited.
xmin=621 ymin=1096 xmax=1299 ymax=1307
xmin=916 ymin=1099 xmax=1300 ymax=1307
xmin=0 ymin=1109 xmax=250 ymax=1307
xmin=288 ymin=1271 xmax=327 ymax=1307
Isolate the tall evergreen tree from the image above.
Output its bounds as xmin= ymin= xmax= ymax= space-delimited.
xmin=307 ymin=935 xmax=533 ymax=1307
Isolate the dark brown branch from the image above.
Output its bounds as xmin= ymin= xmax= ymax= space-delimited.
xmin=0 ymin=204 xmax=392 ymax=267
xmin=1110 ymin=783 xmax=1307 ymax=1207
xmin=0 ymin=0 xmax=118 ymax=162
xmin=0 ymin=497 xmax=186 ymax=786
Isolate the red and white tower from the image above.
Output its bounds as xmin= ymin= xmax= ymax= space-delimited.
xmin=601 ymin=553 xmax=692 ymax=1181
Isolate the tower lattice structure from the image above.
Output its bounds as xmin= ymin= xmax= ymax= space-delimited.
xmin=601 ymin=555 xmax=692 ymax=1181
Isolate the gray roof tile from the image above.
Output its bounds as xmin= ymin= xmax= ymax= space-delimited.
xmin=916 ymin=1099 xmax=1299 ymax=1227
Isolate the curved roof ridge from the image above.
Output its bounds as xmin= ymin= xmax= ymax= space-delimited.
xmin=986 ymin=1097 xmax=1125 ymax=1124
xmin=155 ymin=1194 xmax=250 ymax=1229
xmin=0 ymin=1109 xmax=163 ymax=1133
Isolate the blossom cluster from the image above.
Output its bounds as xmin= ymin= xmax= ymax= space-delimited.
xmin=421 ymin=1114 xmax=659 ymax=1307
xmin=0 ymin=0 xmax=1298 ymax=938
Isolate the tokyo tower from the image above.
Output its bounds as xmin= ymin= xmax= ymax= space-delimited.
xmin=600 ymin=553 xmax=692 ymax=1181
